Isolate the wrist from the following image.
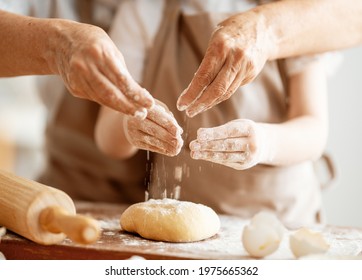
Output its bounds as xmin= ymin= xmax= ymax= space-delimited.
xmin=122 ymin=116 xmax=140 ymax=155
xmin=250 ymin=5 xmax=279 ymax=61
xmin=38 ymin=18 xmax=66 ymax=75
xmin=41 ymin=18 xmax=82 ymax=75
xmin=256 ymin=123 xmax=277 ymax=165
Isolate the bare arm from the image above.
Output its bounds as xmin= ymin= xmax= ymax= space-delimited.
xmin=0 ymin=10 xmax=54 ymax=76
xmin=260 ymin=61 xmax=328 ymax=165
xmin=178 ymin=0 xmax=362 ymax=117
xmin=94 ymin=106 xmax=138 ymax=159
xmin=266 ymin=0 xmax=362 ymax=59
xmin=0 ymin=10 xmax=154 ymax=117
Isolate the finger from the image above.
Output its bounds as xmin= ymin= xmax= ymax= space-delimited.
xmin=131 ymin=138 xmax=169 ymax=155
xmin=190 ymin=138 xmax=249 ymax=152
xmin=81 ymin=68 xmax=146 ymax=118
xmin=191 ymin=150 xmax=248 ymax=162
xmin=185 ymin=55 xmax=242 ymax=118
xmin=144 ymin=142 xmax=181 ymax=157
xmin=147 ymin=104 xmax=183 ymax=136
xmin=176 ymin=43 xmax=227 ymax=111
xmin=102 ymin=52 xmax=154 ymax=109
xmin=64 ymin=71 xmax=93 ymax=101
xmin=131 ymin=135 xmax=182 ymax=157
xmin=197 ymin=123 xmax=250 ymax=141
xmin=212 ymin=59 xmax=256 ymax=106
xmin=127 ymin=117 xmax=180 ymax=145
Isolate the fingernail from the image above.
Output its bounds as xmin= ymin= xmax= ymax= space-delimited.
xmin=176 ymin=88 xmax=189 ymax=111
xmin=177 ymin=103 xmax=188 ymax=111
xmin=178 ymin=126 xmax=184 ymax=134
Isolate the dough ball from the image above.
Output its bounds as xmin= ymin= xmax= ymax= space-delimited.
xmin=242 ymin=211 xmax=286 ymax=258
xmin=120 ymin=198 xmax=220 ymax=242
xmin=289 ymin=228 xmax=329 ymax=258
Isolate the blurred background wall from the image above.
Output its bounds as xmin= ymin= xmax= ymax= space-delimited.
xmin=1 ymin=47 xmax=362 ymax=227
xmin=0 ymin=76 xmax=46 ymax=179
xmin=323 ymin=46 xmax=362 ymax=227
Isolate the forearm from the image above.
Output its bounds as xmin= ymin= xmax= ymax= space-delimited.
xmin=260 ymin=116 xmax=328 ymax=166
xmin=253 ymin=0 xmax=362 ymax=60
xmin=0 ymin=10 xmax=54 ymax=76
xmin=0 ymin=10 xmax=110 ymax=78
xmin=95 ymin=107 xmax=138 ymax=159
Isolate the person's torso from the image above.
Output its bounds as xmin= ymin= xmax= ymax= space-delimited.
xmin=38 ymin=0 xmax=322 ymax=227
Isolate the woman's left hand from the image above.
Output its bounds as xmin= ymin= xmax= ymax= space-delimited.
xmin=177 ymin=11 xmax=274 ymax=118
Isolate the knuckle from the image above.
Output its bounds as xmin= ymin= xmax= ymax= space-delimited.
xmin=233 ymin=48 xmax=246 ymax=62
xmin=195 ymin=68 xmax=214 ymax=85
xmin=209 ymin=34 xmax=228 ymax=51
xmin=228 ymin=63 xmax=240 ymax=75
xmin=69 ymin=57 xmax=87 ymax=74
xmin=83 ymin=41 xmax=104 ymax=58
xmin=210 ymin=82 xmax=228 ymax=97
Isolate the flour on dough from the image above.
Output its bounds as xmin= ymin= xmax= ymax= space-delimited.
xmin=120 ymin=198 xmax=220 ymax=242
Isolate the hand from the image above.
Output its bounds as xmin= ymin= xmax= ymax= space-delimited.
xmin=177 ymin=11 xmax=274 ymax=117
xmin=189 ymin=119 xmax=271 ymax=170
xmin=53 ymin=21 xmax=154 ymax=118
xmin=123 ymin=101 xmax=184 ymax=157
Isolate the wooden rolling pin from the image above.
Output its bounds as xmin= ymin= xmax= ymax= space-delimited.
xmin=0 ymin=170 xmax=101 ymax=245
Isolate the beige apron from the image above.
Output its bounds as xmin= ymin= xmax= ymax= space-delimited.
xmin=38 ymin=0 xmax=331 ymax=228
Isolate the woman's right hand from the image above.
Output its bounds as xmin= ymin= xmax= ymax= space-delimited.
xmin=51 ymin=20 xmax=154 ymax=118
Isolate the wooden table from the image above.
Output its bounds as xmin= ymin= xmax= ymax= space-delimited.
xmin=1 ymin=201 xmax=362 ymax=260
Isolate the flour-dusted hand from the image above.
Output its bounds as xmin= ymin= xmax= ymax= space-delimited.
xmin=124 ymin=101 xmax=184 ymax=156
xmin=0 ymin=11 xmax=154 ymax=117
xmin=52 ymin=22 xmax=154 ymax=118
xmin=177 ymin=11 xmax=275 ymax=118
xmin=190 ymin=119 xmax=274 ymax=170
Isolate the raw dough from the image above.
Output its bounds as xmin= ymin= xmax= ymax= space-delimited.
xmin=120 ymin=198 xmax=220 ymax=242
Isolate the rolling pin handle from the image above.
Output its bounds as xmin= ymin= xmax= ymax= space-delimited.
xmin=39 ymin=206 xmax=101 ymax=245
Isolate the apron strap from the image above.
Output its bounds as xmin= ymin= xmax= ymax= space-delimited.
xmin=77 ymin=0 xmax=93 ymax=24
xmin=142 ymin=0 xmax=180 ymax=91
